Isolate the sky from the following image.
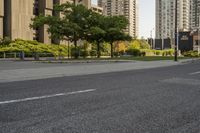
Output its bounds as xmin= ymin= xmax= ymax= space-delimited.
xmin=91 ymin=0 xmax=155 ymax=39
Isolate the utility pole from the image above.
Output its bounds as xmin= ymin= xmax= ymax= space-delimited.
xmin=198 ymin=15 xmax=200 ymax=55
xmin=150 ymin=30 xmax=153 ymax=49
xmin=162 ymin=36 xmax=164 ymax=50
xmin=174 ymin=0 xmax=178 ymax=61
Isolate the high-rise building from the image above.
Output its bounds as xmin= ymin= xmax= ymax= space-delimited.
xmin=91 ymin=4 xmax=103 ymax=14
xmin=98 ymin=0 xmax=139 ymax=37
xmin=1 ymin=0 xmax=91 ymax=44
xmin=190 ymin=0 xmax=200 ymax=30
xmin=155 ymin=0 xmax=190 ymax=39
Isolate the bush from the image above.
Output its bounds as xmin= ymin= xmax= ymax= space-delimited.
xmin=140 ymin=51 xmax=145 ymax=56
xmin=113 ymin=52 xmax=120 ymax=57
xmin=162 ymin=49 xmax=174 ymax=56
xmin=0 ymin=39 xmax=69 ymax=59
xmin=140 ymin=49 xmax=154 ymax=56
xmin=0 ymin=37 xmax=12 ymax=46
xmin=80 ymin=50 xmax=90 ymax=58
xmin=126 ymin=48 xmax=141 ymax=56
xmin=154 ymin=50 xmax=163 ymax=56
xmin=182 ymin=51 xmax=199 ymax=57
xmin=90 ymin=50 xmax=97 ymax=57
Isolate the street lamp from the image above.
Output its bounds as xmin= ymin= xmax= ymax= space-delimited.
xmin=162 ymin=35 xmax=164 ymax=50
xmin=150 ymin=28 xmax=155 ymax=49
xmin=68 ymin=40 xmax=70 ymax=59
xmin=174 ymin=0 xmax=178 ymax=61
xmin=198 ymin=15 xmax=200 ymax=55
xmin=150 ymin=30 xmax=153 ymax=49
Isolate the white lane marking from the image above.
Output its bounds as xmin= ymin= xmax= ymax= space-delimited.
xmin=189 ymin=71 xmax=200 ymax=75
xmin=0 ymin=89 xmax=96 ymax=105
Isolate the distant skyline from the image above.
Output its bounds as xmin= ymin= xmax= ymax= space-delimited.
xmin=91 ymin=0 xmax=155 ymax=39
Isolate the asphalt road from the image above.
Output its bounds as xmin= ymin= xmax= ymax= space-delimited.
xmin=1 ymin=60 xmax=200 ymax=133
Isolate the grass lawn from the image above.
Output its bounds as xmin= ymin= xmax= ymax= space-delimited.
xmin=74 ymin=56 xmax=191 ymax=61
xmin=115 ymin=56 xmax=192 ymax=61
xmin=38 ymin=56 xmax=196 ymax=63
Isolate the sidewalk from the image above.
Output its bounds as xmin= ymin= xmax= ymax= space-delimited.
xmin=0 ymin=60 xmax=190 ymax=83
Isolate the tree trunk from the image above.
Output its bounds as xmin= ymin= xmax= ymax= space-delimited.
xmin=3 ymin=52 xmax=5 ymax=58
xmin=97 ymin=42 xmax=101 ymax=58
xmin=111 ymin=42 xmax=113 ymax=58
xmin=20 ymin=51 xmax=25 ymax=60
xmin=33 ymin=52 xmax=39 ymax=61
xmin=74 ymin=40 xmax=78 ymax=59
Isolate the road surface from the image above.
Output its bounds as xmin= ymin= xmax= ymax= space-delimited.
xmin=0 ymin=60 xmax=200 ymax=133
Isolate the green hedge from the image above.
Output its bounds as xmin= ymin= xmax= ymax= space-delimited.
xmin=126 ymin=48 xmax=175 ymax=57
xmin=0 ymin=39 xmax=69 ymax=58
xmin=182 ymin=51 xmax=200 ymax=57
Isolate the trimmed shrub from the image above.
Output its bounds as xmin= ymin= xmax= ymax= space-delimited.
xmin=140 ymin=49 xmax=154 ymax=56
xmin=154 ymin=50 xmax=163 ymax=56
xmin=90 ymin=50 xmax=97 ymax=57
xmin=126 ymin=48 xmax=141 ymax=56
xmin=0 ymin=39 xmax=69 ymax=59
xmin=80 ymin=50 xmax=90 ymax=58
xmin=182 ymin=51 xmax=199 ymax=57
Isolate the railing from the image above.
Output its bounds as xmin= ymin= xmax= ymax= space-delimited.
xmin=0 ymin=52 xmax=55 ymax=60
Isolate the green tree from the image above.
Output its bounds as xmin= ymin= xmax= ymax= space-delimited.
xmin=129 ymin=40 xmax=141 ymax=49
xmin=139 ymin=39 xmax=151 ymax=49
xmin=87 ymin=26 xmax=105 ymax=58
xmin=31 ymin=2 xmax=93 ymax=58
xmin=84 ymin=12 xmax=107 ymax=58
xmin=128 ymin=39 xmax=151 ymax=50
xmin=103 ymin=16 xmax=132 ymax=58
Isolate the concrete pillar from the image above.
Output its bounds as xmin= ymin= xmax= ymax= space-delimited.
xmin=0 ymin=0 xmax=4 ymax=38
xmin=38 ymin=0 xmax=53 ymax=44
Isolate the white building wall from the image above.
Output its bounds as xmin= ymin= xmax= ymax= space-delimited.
xmin=155 ymin=0 xmax=190 ymax=39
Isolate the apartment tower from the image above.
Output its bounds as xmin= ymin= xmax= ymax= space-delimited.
xmin=190 ymin=0 xmax=200 ymax=30
xmin=98 ymin=0 xmax=139 ymax=37
xmin=155 ymin=0 xmax=190 ymax=39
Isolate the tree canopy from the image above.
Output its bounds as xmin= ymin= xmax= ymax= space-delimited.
xmin=31 ymin=2 xmax=132 ymax=58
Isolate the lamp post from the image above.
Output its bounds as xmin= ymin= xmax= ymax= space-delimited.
xmin=162 ymin=36 xmax=164 ymax=50
xmin=150 ymin=30 xmax=153 ymax=49
xmin=198 ymin=15 xmax=200 ymax=55
xmin=150 ymin=28 xmax=155 ymax=49
xmin=68 ymin=40 xmax=70 ymax=59
xmin=174 ymin=0 xmax=178 ymax=61
xmin=198 ymin=30 xmax=200 ymax=55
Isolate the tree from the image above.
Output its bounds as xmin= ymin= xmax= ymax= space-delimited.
xmin=114 ymin=41 xmax=127 ymax=55
xmin=128 ymin=39 xmax=151 ymax=50
xmin=105 ymin=28 xmax=131 ymax=58
xmin=129 ymin=40 xmax=141 ymax=49
xmin=139 ymin=39 xmax=151 ymax=49
xmin=31 ymin=2 xmax=93 ymax=58
xmin=84 ymin=12 xmax=107 ymax=58
xmin=86 ymin=27 xmax=105 ymax=58
xmin=103 ymin=16 xmax=132 ymax=58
